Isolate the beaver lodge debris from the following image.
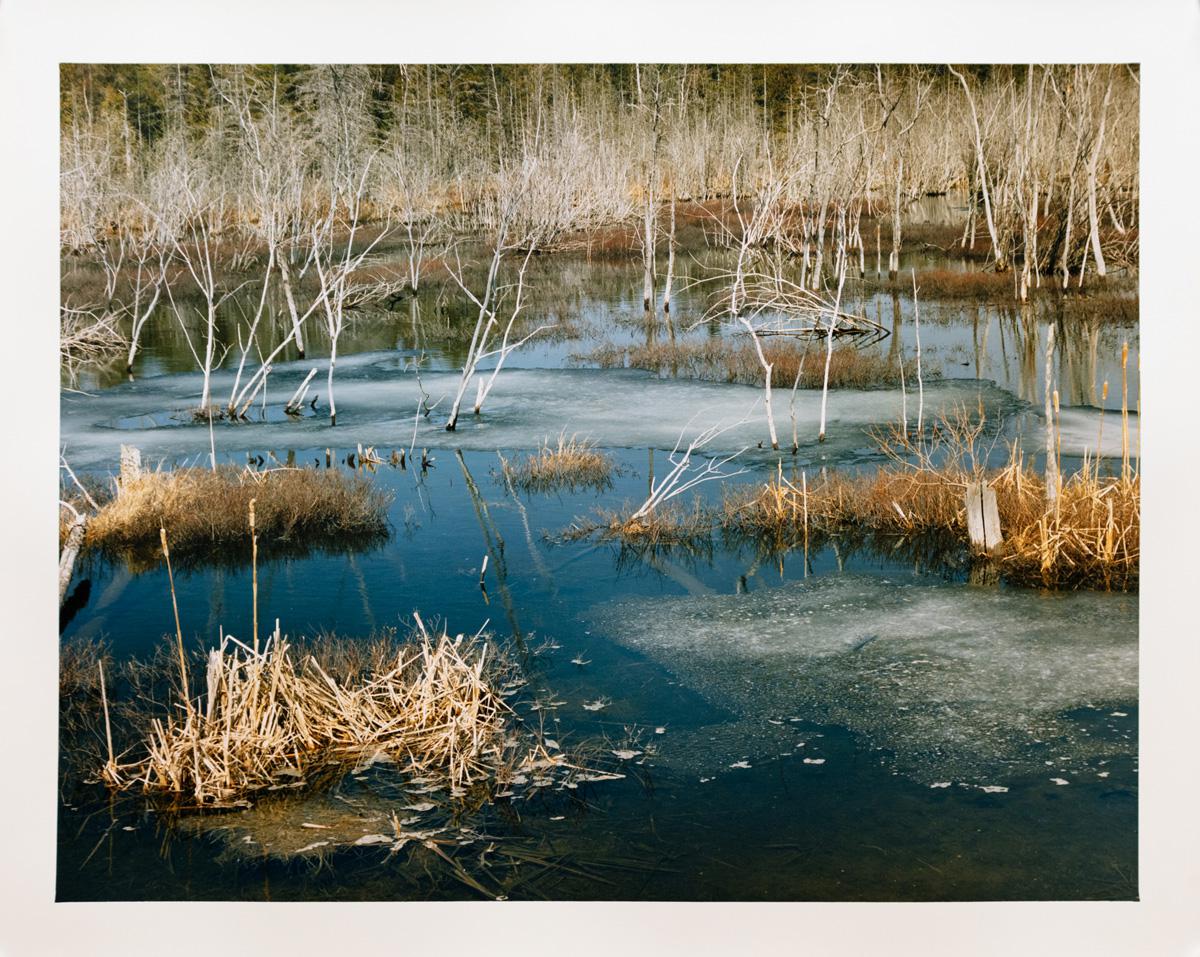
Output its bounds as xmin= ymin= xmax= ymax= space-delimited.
xmin=69 ymin=459 xmax=391 ymax=564
xmin=96 ymin=616 xmax=597 ymax=810
xmin=60 ymin=305 xmax=128 ymax=380
xmin=712 ymin=270 xmax=890 ymax=345
xmin=499 ymin=434 xmax=615 ymax=493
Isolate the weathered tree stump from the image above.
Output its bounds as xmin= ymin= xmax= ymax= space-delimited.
xmin=119 ymin=444 xmax=142 ymax=492
xmin=964 ymin=480 xmax=1003 ymax=553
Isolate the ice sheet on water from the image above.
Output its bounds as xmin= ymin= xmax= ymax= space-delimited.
xmin=1046 ymin=405 xmax=1140 ymax=460
xmin=62 ymin=354 xmax=1022 ymax=471
xmin=585 ymin=575 xmax=1137 ymax=783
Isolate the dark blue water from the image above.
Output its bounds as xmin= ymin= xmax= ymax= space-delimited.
xmin=57 ymin=447 xmax=1137 ymax=901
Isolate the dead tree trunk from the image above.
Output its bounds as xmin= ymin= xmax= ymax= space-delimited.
xmin=662 ymin=193 xmax=676 ymax=316
xmin=950 ymin=65 xmax=1004 ymax=270
xmin=1086 ymin=70 xmax=1114 ymax=280
xmin=889 ymin=158 xmax=903 ymax=281
xmin=642 ymin=189 xmax=656 ymax=314
xmin=277 ymin=255 xmax=306 ymax=358
xmin=1043 ymin=322 xmax=1059 ymax=507
xmin=59 ymin=513 xmax=88 ymax=606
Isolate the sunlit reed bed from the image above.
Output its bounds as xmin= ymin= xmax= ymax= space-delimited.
xmin=582 ymin=339 xmax=931 ymax=391
xmin=562 ymin=406 xmax=1138 ymax=591
xmin=500 ymin=435 xmax=615 ymax=493
xmin=74 ymin=463 xmax=391 ymax=561
xmin=724 ymin=454 xmax=1138 ymax=591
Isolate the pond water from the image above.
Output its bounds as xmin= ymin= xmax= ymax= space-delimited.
xmin=57 ymin=241 xmax=1138 ymax=901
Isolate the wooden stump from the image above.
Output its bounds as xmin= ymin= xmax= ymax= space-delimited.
xmin=964 ymin=480 xmax=1003 ymax=553
xmin=119 ymin=444 xmax=142 ymax=491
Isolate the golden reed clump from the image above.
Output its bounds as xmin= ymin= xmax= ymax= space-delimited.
xmin=725 ymin=458 xmax=1138 ymax=590
xmin=83 ymin=464 xmax=391 ymax=558
xmin=99 ymin=618 xmax=518 ymax=808
xmin=501 ymin=434 xmax=614 ymax=493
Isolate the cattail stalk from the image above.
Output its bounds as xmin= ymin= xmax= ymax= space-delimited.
xmin=160 ymin=526 xmax=190 ymax=709
xmin=1120 ymin=341 xmax=1129 ymax=479
xmin=249 ymin=498 xmax=258 ymax=652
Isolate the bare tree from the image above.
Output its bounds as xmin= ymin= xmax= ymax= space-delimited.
xmin=629 ymin=408 xmax=754 ymax=521
xmin=310 ymin=155 xmax=390 ymax=426
xmin=444 ymin=159 xmax=554 ymax=431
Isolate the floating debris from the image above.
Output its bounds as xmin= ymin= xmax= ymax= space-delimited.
xmin=575 ymin=771 xmax=625 ymax=783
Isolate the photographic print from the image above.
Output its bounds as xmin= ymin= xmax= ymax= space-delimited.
xmin=54 ymin=61 xmax=1140 ymax=904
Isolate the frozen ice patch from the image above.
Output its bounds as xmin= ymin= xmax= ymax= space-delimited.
xmin=61 ymin=362 xmax=1022 ymax=470
xmin=586 ymin=574 xmax=1136 ymax=783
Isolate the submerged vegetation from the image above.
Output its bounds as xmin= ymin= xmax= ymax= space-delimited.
xmin=500 ymin=434 xmax=614 ymax=493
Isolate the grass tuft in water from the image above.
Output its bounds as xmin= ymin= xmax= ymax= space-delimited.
xmin=501 ymin=434 xmax=615 ymax=493
xmin=724 ymin=413 xmax=1138 ymax=591
xmin=97 ymin=618 xmax=528 ymax=808
xmin=78 ymin=463 xmax=391 ymax=563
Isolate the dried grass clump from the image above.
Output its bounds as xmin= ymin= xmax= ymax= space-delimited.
xmin=60 ymin=638 xmax=112 ymax=701
xmin=869 ymin=220 xmax=995 ymax=261
xmin=101 ymin=619 xmax=518 ymax=808
xmin=583 ymin=339 xmax=928 ymax=391
xmin=565 ymin=499 xmax=713 ymax=548
xmin=502 ymin=435 xmax=614 ymax=493
xmin=85 ymin=465 xmax=391 ymax=560
xmin=895 ymin=268 xmax=1014 ymax=299
xmin=994 ymin=466 xmax=1139 ymax=589
xmin=1061 ymin=291 xmax=1139 ymax=325
xmin=725 ymin=456 xmax=1139 ymax=590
